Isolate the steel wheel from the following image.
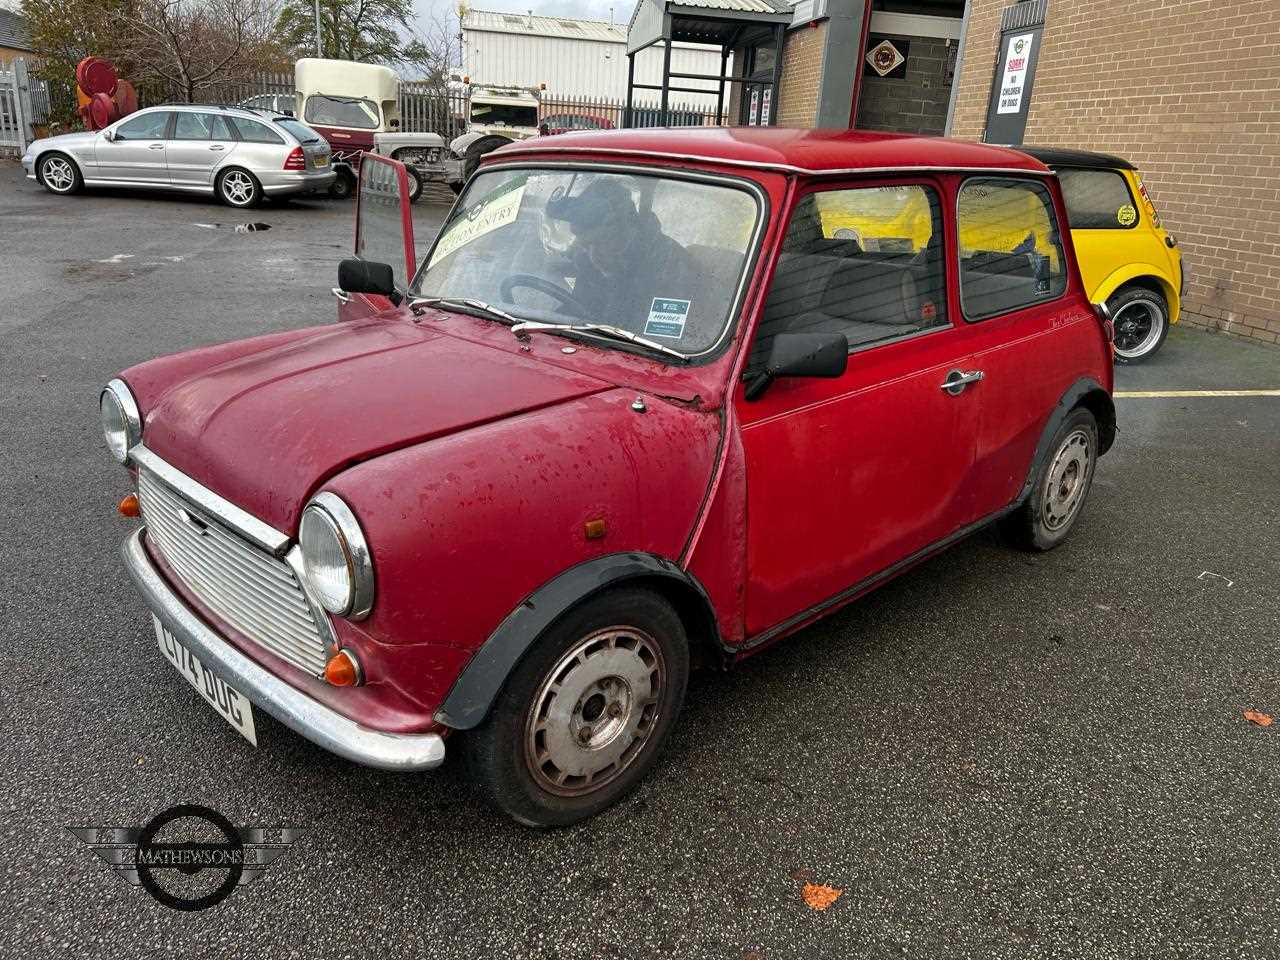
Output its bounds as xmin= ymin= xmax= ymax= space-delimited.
xmin=524 ymin=626 xmax=667 ymax=797
xmin=41 ymin=155 xmax=77 ymax=193
xmin=220 ymin=169 xmax=257 ymax=207
xmin=1112 ymin=295 xmax=1166 ymax=360
xmin=1041 ymin=428 xmax=1093 ymax=532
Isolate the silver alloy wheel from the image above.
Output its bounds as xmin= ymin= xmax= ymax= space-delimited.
xmin=41 ymin=156 xmax=76 ymax=193
xmin=221 ymin=170 xmax=255 ymax=206
xmin=1042 ymin=428 xmax=1093 ymax=532
xmin=1112 ymin=295 xmax=1166 ymax=360
xmin=524 ymin=626 xmax=666 ymax=797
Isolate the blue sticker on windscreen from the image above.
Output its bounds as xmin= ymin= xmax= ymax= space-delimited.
xmin=643 ymin=298 xmax=690 ymax=339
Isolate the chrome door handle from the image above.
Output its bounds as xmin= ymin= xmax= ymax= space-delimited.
xmin=941 ymin=369 xmax=984 ymax=395
xmin=148 ymin=143 xmax=164 ymax=150
xmin=331 ymin=287 xmax=352 ymax=304
xmin=209 ymin=144 xmax=225 ymax=151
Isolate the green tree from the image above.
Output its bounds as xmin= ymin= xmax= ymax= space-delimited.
xmin=274 ymin=0 xmax=427 ymax=67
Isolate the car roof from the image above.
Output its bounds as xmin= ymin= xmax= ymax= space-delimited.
xmin=1017 ymin=145 xmax=1136 ymax=170
xmin=146 ymin=102 xmax=289 ymax=120
xmin=493 ymin=127 xmax=1053 ymax=176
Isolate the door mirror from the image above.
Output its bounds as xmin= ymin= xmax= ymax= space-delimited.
xmin=102 ymin=129 xmax=116 ymax=142
xmin=338 ymin=258 xmax=396 ymax=297
xmin=744 ymin=332 xmax=849 ymax=401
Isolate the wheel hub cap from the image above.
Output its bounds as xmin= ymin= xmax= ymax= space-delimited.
xmin=1042 ymin=428 xmax=1092 ymax=531
xmin=1112 ymin=298 xmax=1164 ymax=357
xmin=224 ymin=173 xmax=252 ymax=204
xmin=45 ymin=159 xmax=73 ymax=191
xmin=525 ymin=627 xmax=665 ymax=796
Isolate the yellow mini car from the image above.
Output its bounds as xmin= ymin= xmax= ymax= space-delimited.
xmin=1022 ymin=147 xmax=1184 ymax=363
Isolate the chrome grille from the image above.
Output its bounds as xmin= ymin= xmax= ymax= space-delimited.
xmin=137 ymin=467 xmax=329 ymax=676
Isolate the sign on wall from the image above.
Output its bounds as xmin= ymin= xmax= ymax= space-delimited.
xmin=983 ymin=23 xmax=1043 ymax=144
xmin=864 ymin=37 xmax=909 ymax=79
xmin=996 ymin=32 xmax=1035 ymax=114
xmin=749 ymin=88 xmax=760 ymax=126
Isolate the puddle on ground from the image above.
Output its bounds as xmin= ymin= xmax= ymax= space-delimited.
xmin=192 ymin=222 xmax=272 ymax=233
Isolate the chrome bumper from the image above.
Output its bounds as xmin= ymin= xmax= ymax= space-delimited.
xmin=121 ymin=528 xmax=446 ymax=771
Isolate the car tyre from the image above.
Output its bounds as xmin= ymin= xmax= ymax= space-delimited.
xmin=217 ymin=167 xmax=262 ymax=208
xmin=1109 ymin=286 xmax=1169 ymax=364
xmin=1001 ymin=407 xmax=1099 ymax=552
xmin=465 ymin=588 xmax=690 ymax=828
xmin=405 ymin=166 xmax=423 ymax=204
xmin=328 ymin=168 xmax=355 ymax=201
xmin=38 ymin=152 xmax=83 ymax=196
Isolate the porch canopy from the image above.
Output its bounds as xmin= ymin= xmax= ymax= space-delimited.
xmin=625 ymin=0 xmax=794 ymax=127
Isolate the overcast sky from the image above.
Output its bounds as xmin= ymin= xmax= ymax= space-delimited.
xmin=418 ymin=0 xmax=633 ymax=34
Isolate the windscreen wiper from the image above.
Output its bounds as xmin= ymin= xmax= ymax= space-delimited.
xmin=409 ymin=297 xmax=524 ymax=325
xmin=510 ymin=321 xmax=688 ymax=362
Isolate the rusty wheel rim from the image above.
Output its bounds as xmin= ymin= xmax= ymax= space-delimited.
xmin=524 ymin=626 xmax=666 ymax=797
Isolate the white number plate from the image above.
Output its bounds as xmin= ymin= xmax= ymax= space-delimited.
xmin=153 ymin=615 xmax=257 ymax=746
xmin=314 ymin=155 xmax=329 ymax=166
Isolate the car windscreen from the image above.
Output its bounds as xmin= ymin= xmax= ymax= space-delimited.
xmin=414 ymin=168 xmax=761 ymax=358
xmin=304 ymin=95 xmax=379 ymax=129
xmin=470 ymin=103 xmax=538 ymax=127
xmin=275 ymin=118 xmax=323 ymax=143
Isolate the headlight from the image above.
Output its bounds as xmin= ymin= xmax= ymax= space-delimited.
xmin=299 ymin=493 xmax=374 ymax=619
xmin=100 ymin=378 xmax=142 ymax=464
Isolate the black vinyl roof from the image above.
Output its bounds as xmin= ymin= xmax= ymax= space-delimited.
xmin=1018 ymin=145 xmax=1136 ymax=170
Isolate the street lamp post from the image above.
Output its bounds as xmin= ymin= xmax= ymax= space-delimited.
xmin=314 ymin=0 xmax=322 ymax=56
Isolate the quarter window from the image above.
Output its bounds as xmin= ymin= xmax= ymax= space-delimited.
xmin=752 ymin=184 xmax=949 ymax=364
xmin=1055 ymin=167 xmax=1139 ymax=230
xmin=957 ymin=178 xmax=1067 ymax=320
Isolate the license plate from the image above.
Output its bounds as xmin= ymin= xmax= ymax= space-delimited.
xmin=153 ymin=615 xmax=257 ymax=746
xmin=313 ymin=155 xmax=329 ymax=167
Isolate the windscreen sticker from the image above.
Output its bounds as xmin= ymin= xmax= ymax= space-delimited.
xmin=429 ymin=183 xmax=526 ymax=266
xmin=1117 ymin=204 xmax=1137 ymax=227
xmin=643 ymin=298 xmax=690 ymax=339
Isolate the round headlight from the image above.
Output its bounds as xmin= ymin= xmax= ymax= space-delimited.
xmin=100 ymin=378 xmax=141 ymax=464
xmin=299 ymin=493 xmax=374 ymax=619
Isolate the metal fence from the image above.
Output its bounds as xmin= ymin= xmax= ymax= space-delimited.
xmin=0 ymin=59 xmax=35 ymax=156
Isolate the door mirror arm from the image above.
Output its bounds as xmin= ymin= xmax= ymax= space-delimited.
xmin=743 ymin=332 xmax=850 ymax=401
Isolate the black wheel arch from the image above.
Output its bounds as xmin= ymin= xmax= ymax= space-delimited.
xmin=1018 ymin=377 xmax=1115 ymax=505
xmin=435 ymin=553 xmax=722 ymax=730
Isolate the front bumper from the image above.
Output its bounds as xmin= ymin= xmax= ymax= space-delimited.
xmin=121 ymin=528 xmax=446 ymax=771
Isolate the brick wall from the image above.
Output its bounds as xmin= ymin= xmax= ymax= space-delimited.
xmin=776 ymin=22 xmax=828 ymax=127
xmin=952 ymin=0 xmax=1280 ymax=347
xmin=856 ymin=35 xmax=953 ymax=135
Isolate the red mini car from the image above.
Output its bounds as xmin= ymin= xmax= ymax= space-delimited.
xmin=106 ymin=129 xmax=1115 ymax=826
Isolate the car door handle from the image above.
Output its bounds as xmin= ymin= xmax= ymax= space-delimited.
xmin=941 ymin=369 xmax=984 ymax=395
xmin=209 ymin=145 xmax=225 ymax=151
xmin=331 ymin=287 xmax=352 ymax=304
xmin=148 ymin=143 xmax=164 ymax=150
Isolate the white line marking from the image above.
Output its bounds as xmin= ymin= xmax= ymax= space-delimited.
xmin=1197 ymin=571 xmax=1235 ymax=587
xmin=1114 ymin=389 xmax=1280 ymax=398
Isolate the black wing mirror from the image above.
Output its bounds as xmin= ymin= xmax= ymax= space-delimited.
xmin=744 ymin=332 xmax=848 ymax=401
xmin=338 ymin=258 xmax=396 ymax=298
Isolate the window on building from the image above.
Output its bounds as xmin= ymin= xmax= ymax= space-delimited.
xmin=751 ymin=183 xmax=949 ymax=366
xmin=1055 ymin=167 xmax=1139 ymax=230
xmin=957 ymin=177 xmax=1067 ymax=320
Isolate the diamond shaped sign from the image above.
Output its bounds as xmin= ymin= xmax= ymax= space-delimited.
xmin=866 ymin=39 xmax=905 ymax=77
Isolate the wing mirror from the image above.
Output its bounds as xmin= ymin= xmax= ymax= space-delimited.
xmin=744 ymin=332 xmax=849 ymax=401
xmin=338 ymin=258 xmax=396 ymax=298
xmin=102 ymin=129 xmax=116 ymax=142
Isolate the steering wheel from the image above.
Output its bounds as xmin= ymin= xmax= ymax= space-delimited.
xmin=499 ymin=273 xmax=590 ymax=319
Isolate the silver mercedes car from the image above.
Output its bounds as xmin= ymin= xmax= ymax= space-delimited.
xmin=21 ymin=104 xmax=334 ymax=208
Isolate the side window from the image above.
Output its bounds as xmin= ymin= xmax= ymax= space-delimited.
xmin=1055 ymin=167 xmax=1139 ymax=230
xmin=115 ymin=111 xmax=170 ymax=140
xmin=173 ymin=112 xmax=213 ymax=140
xmin=210 ymin=115 xmax=237 ymax=140
xmin=957 ymin=178 xmax=1067 ymax=321
xmin=752 ymin=184 xmax=949 ymax=365
xmin=230 ymin=117 xmax=285 ymax=144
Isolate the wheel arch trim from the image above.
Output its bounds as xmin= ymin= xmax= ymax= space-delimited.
xmin=1095 ymin=264 xmax=1180 ymax=325
xmin=1019 ymin=377 xmax=1115 ymax=505
xmin=434 ymin=553 xmax=721 ymax=730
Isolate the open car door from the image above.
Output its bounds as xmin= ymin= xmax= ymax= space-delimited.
xmin=334 ymin=153 xmax=418 ymax=321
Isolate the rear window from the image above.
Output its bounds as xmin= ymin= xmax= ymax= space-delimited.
xmin=1055 ymin=167 xmax=1139 ymax=230
xmin=230 ymin=117 xmax=285 ymax=144
xmin=957 ymin=178 xmax=1067 ymax=320
xmin=275 ymin=118 xmax=322 ymax=144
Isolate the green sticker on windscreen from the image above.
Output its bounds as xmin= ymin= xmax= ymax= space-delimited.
xmin=643 ymin=298 xmax=690 ymax=339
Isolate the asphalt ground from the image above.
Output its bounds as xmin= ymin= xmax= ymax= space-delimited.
xmin=1 ymin=160 xmax=1279 ymax=959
